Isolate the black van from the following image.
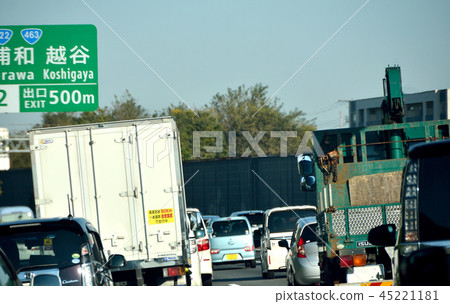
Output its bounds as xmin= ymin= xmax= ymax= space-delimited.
xmin=369 ymin=140 xmax=450 ymax=285
xmin=0 ymin=217 xmax=125 ymax=286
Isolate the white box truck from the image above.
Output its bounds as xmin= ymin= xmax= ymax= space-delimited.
xmin=29 ymin=117 xmax=191 ymax=285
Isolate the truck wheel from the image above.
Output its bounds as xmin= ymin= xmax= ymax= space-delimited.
xmin=201 ymin=274 xmax=212 ymax=286
xmin=320 ymin=257 xmax=337 ymax=286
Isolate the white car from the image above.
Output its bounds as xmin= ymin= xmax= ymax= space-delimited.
xmin=260 ymin=206 xmax=317 ymax=279
xmin=187 ymin=208 xmax=213 ymax=285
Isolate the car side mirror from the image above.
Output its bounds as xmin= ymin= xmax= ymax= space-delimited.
xmin=368 ymin=224 xmax=396 ymax=246
xmin=206 ymin=227 xmax=212 ymax=235
xmin=107 ymin=254 xmax=126 ymax=268
xmin=278 ymin=239 xmax=289 ymax=250
xmin=31 ymin=274 xmax=61 ymax=286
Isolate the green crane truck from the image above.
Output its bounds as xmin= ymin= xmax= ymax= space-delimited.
xmin=298 ymin=66 xmax=450 ymax=285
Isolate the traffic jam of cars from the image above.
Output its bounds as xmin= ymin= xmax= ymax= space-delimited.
xmin=1 ymin=122 xmax=450 ymax=286
xmin=1 ymin=68 xmax=450 ymax=286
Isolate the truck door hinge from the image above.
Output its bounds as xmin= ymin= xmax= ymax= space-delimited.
xmin=30 ymin=145 xmax=48 ymax=151
xmin=35 ymin=199 xmax=53 ymax=206
xmin=164 ymin=186 xmax=182 ymax=193
xmin=114 ymin=135 xmax=133 ymax=144
xmin=159 ymin=131 xmax=177 ymax=139
xmin=119 ymin=187 xmax=139 ymax=198
xmin=104 ymin=234 xmax=125 ymax=247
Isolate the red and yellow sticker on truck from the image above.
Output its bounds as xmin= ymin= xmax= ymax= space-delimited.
xmin=147 ymin=208 xmax=175 ymax=225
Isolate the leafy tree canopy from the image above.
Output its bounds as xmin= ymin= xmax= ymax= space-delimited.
xmin=11 ymin=85 xmax=316 ymax=168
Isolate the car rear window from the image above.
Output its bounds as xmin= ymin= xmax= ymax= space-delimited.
xmin=300 ymin=223 xmax=318 ymax=243
xmin=0 ymin=227 xmax=84 ymax=271
xmin=242 ymin=213 xmax=263 ymax=226
xmin=212 ymin=220 xmax=249 ymax=237
xmin=268 ymin=209 xmax=317 ymax=233
xmin=418 ymin=155 xmax=450 ymax=242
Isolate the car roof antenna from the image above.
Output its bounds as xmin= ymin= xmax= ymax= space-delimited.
xmin=67 ymin=194 xmax=73 ymax=220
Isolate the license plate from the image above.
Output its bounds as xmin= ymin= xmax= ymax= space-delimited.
xmin=226 ymin=254 xmax=238 ymax=260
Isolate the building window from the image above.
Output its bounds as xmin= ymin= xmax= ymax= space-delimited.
xmin=367 ymin=108 xmax=382 ymax=126
xmin=440 ymin=100 xmax=448 ymax=119
xmin=425 ymin=101 xmax=434 ymax=121
xmin=406 ymin=103 xmax=423 ymax=122
xmin=358 ymin=109 xmax=364 ymax=127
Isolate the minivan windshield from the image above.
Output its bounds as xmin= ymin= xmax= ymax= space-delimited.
xmin=268 ymin=209 xmax=317 ymax=233
xmin=0 ymin=227 xmax=84 ymax=271
xmin=418 ymin=155 xmax=450 ymax=242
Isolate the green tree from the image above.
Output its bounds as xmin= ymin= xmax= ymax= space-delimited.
xmin=157 ymin=104 xmax=223 ymax=160
xmin=39 ymin=112 xmax=77 ymax=127
xmin=110 ymin=90 xmax=149 ymax=121
xmin=36 ymin=90 xmax=148 ymax=128
xmin=156 ymin=83 xmax=316 ymax=160
xmin=208 ymin=83 xmax=316 ymax=157
xmin=7 ymin=130 xmax=32 ymax=169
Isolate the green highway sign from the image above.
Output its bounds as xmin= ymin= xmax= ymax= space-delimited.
xmin=0 ymin=24 xmax=98 ymax=113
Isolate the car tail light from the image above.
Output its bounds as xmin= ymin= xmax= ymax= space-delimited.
xmin=197 ymin=239 xmax=210 ymax=252
xmin=340 ymin=255 xmax=353 ymax=268
xmin=353 ymin=254 xmax=367 ymax=267
xmin=244 ymin=245 xmax=254 ymax=252
xmin=163 ymin=266 xmax=186 ymax=277
xmin=297 ymin=237 xmax=306 ymax=258
xmin=210 ymin=249 xmax=220 ymax=254
xmin=404 ymin=160 xmax=419 ymax=242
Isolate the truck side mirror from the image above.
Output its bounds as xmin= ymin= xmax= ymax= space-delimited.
xmin=368 ymin=224 xmax=396 ymax=246
xmin=298 ymin=154 xmax=316 ymax=191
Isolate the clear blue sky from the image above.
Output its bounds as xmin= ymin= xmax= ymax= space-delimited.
xmin=1 ymin=0 xmax=450 ymax=132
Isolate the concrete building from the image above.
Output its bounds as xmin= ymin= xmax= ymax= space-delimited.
xmin=349 ymin=89 xmax=450 ymax=127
